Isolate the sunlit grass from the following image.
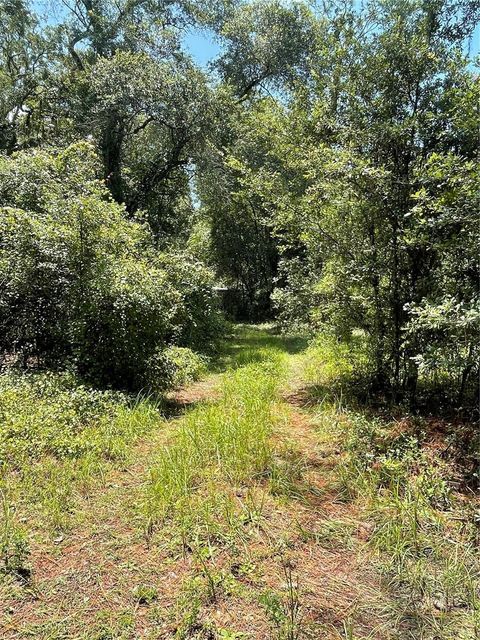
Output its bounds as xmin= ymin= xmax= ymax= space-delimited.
xmin=215 ymin=323 xmax=307 ymax=371
xmin=144 ymin=347 xmax=288 ymax=538
xmin=0 ymin=371 xmax=163 ymax=568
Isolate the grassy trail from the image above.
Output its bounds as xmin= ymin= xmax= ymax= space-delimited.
xmin=1 ymin=326 xmax=477 ymax=639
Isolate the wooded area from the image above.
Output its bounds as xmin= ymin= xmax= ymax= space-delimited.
xmin=0 ymin=1 xmax=479 ymax=638
xmin=1 ymin=0 xmax=478 ymax=406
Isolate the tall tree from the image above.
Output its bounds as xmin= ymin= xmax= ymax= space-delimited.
xmin=0 ymin=0 xmax=57 ymax=152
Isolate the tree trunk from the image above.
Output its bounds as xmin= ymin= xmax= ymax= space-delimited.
xmin=101 ymin=113 xmax=124 ymax=204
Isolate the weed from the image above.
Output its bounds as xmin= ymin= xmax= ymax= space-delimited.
xmin=260 ymin=561 xmax=302 ymax=640
xmin=240 ymin=487 xmax=267 ymax=525
xmin=330 ymin=408 xmax=480 ymax=637
xmin=303 ymin=335 xmax=480 ymax=639
xmin=0 ymin=371 xmax=161 ymax=469
xmin=193 ymin=544 xmax=220 ymax=602
xmin=133 ymin=583 xmax=158 ymax=605
xmin=173 ymin=575 xmax=205 ymax=639
xmin=89 ymin=609 xmax=135 ymax=640
xmin=312 ymin=519 xmax=355 ymax=549
xmin=0 ymin=370 xmax=162 ymax=541
xmin=217 ymin=630 xmax=246 ymax=640
xmin=0 ymin=484 xmax=30 ymax=576
xmin=282 ymin=561 xmax=302 ymax=640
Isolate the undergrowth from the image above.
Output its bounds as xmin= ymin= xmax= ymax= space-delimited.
xmin=305 ymin=337 xmax=480 ymax=640
xmin=0 ymin=371 xmax=162 ymax=571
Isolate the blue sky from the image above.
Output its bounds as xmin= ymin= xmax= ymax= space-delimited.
xmin=183 ymin=29 xmax=223 ymax=68
xmin=33 ymin=1 xmax=480 ymax=67
xmin=183 ymin=23 xmax=479 ymax=69
xmin=468 ymin=22 xmax=480 ymax=58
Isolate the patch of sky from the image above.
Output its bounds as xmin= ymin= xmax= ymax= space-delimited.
xmin=29 ymin=0 xmax=480 ymax=64
xmin=465 ymin=21 xmax=479 ymax=59
xmin=182 ymin=27 xmax=223 ymax=68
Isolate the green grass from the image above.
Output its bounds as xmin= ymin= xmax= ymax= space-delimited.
xmin=1 ymin=325 xmax=478 ymax=640
xmin=143 ymin=326 xmax=479 ymax=638
xmin=0 ymin=371 xmax=162 ymax=572
xmin=215 ymin=323 xmax=307 ymax=370
xmin=304 ymin=341 xmax=480 ymax=640
xmin=144 ymin=345 xmax=288 ymax=541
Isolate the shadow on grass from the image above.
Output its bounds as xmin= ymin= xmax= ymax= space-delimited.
xmin=152 ymin=325 xmax=308 ymax=422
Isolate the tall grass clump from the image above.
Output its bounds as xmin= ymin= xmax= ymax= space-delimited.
xmin=145 ymin=351 xmax=286 ymax=533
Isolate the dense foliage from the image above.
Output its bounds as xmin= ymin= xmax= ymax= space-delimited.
xmin=0 ymin=142 xmax=220 ymax=390
xmin=198 ymin=0 xmax=480 ymax=409
xmin=0 ymin=0 xmax=478 ymax=407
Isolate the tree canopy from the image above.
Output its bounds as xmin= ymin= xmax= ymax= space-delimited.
xmin=0 ymin=0 xmax=478 ymax=408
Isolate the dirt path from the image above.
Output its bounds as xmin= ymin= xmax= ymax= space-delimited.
xmin=1 ymin=332 xmax=388 ymax=640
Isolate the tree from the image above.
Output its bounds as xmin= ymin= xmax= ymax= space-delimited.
xmin=1 ymin=0 xmax=225 ymax=244
xmin=0 ymin=142 xmax=222 ymax=389
xmin=67 ymin=51 xmax=216 ymax=241
xmin=197 ymin=96 xmax=285 ymax=319
xmin=0 ymin=0 xmax=57 ymax=152
xmin=215 ymin=0 xmax=315 ymax=99
xmin=210 ymin=0 xmax=480 ymax=406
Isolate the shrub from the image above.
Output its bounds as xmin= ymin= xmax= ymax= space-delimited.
xmin=0 ymin=143 xmax=222 ymax=391
xmin=159 ymin=346 xmax=208 ymax=390
xmin=156 ymin=252 xmax=225 ymax=352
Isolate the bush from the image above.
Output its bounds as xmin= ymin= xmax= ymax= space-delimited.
xmin=404 ymin=297 xmax=480 ymax=409
xmin=79 ymin=257 xmax=179 ymax=389
xmin=143 ymin=346 xmax=208 ymax=393
xmin=155 ymin=252 xmax=225 ymax=352
xmin=0 ymin=143 xmax=222 ymax=391
xmin=160 ymin=347 xmax=208 ymax=389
